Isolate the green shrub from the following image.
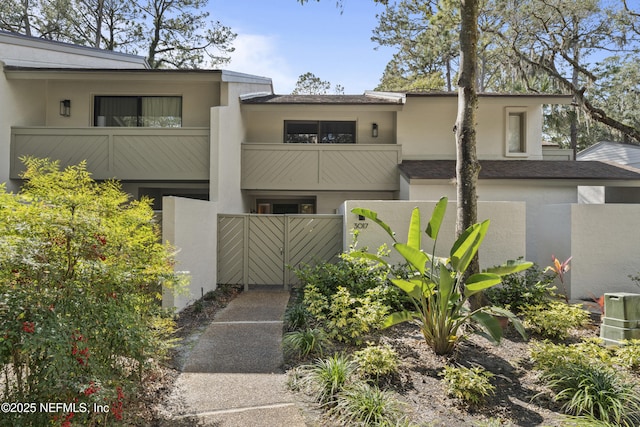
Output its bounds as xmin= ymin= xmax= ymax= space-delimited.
xmin=523 ymin=301 xmax=590 ymax=339
xmin=330 ymin=382 xmax=407 ymax=426
xmin=485 ymin=263 xmax=556 ymax=315
xmin=530 ymin=339 xmax=640 ymax=426
xmin=353 ymin=342 xmax=399 ymax=381
xmin=530 ymin=339 xmax=612 ymax=375
xmin=283 ymin=328 xmax=328 ymax=359
xmin=297 ymin=353 xmax=358 ymax=405
xmin=545 ymin=363 xmax=640 ymax=426
xmin=0 ymin=158 xmax=182 ymax=426
xmin=294 ymin=251 xmax=408 ymax=312
xmin=303 ymin=285 xmax=389 ymax=345
xmin=614 ymin=340 xmax=640 ymax=372
xmin=440 ymin=365 xmax=496 ymax=406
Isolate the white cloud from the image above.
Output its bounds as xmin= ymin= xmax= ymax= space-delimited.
xmin=226 ymin=34 xmax=297 ymax=93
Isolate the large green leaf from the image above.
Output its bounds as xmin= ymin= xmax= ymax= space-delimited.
xmin=426 ymin=197 xmax=447 ymax=240
xmin=407 ymin=207 xmax=421 ymax=250
xmin=391 ymin=278 xmax=434 ymax=300
xmin=471 ymin=311 xmax=502 ymax=344
xmin=349 ymin=250 xmax=389 ymax=267
xmin=351 ymin=207 xmax=396 ymax=241
xmin=394 ymin=243 xmax=428 ymax=275
xmin=382 ymin=310 xmax=416 ymax=328
xmin=488 ymin=306 xmax=528 ymax=340
xmin=485 ymin=260 xmax=533 ymax=276
xmin=450 ymin=220 xmax=489 ymax=273
xmin=438 ymin=264 xmax=454 ymax=314
xmin=463 ymin=273 xmax=502 ymax=297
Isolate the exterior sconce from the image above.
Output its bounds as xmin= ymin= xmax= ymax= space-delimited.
xmin=60 ymin=99 xmax=71 ymax=117
xmin=372 ymin=123 xmax=378 ymax=138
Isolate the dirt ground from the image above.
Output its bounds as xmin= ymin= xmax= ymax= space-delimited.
xmin=141 ymin=288 xmax=600 ymax=427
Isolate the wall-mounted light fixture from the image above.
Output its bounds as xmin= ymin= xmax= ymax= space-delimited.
xmin=59 ymin=99 xmax=71 ymax=117
xmin=372 ymin=123 xmax=378 ymax=138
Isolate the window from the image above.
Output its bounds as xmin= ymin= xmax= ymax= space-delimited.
xmin=94 ymin=96 xmax=182 ymax=127
xmin=284 ymin=120 xmax=355 ymax=143
xmin=256 ymin=198 xmax=316 ymax=214
xmin=505 ymin=108 xmax=527 ymax=155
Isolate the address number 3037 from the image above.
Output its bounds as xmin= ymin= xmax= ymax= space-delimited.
xmin=353 ymin=223 xmax=369 ymax=229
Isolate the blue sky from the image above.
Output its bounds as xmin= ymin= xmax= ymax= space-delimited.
xmin=208 ymin=0 xmax=395 ymax=94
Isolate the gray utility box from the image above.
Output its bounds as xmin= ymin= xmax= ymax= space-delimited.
xmin=601 ymin=293 xmax=640 ymax=345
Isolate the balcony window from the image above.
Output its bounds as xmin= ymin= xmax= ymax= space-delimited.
xmin=94 ymin=96 xmax=182 ymax=127
xmin=285 ymin=120 xmax=355 ymax=143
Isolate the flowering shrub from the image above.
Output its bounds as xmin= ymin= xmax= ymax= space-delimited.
xmin=0 ymin=158 xmax=182 ymax=426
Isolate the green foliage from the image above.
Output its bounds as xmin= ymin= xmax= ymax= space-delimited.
xmin=283 ymin=328 xmax=329 ymax=360
xmin=530 ymin=339 xmax=640 ymax=426
xmin=284 ymin=302 xmax=310 ymax=331
xmin=440 ymin=365 xmax=496 ymax=406
xmin=303 ymin=285 xmax=389 ymax=345
xmin=352 ymin=198 xmax=530 ymax=355
xmin=530 ymin=339 xmax=613 ymax=375
xmin=296 ymin=353 xmax=358 ymax=405
xmin=353 ymin=343 xmax=399 ymax=381
xmin=614 ymin=340 xmax=640 ymax=372
xmin=545 ymin=363 xmax=640 ymax=426
xmin=330 ymin=382 xmax=408 ymax=426
xmin=0 ymin=158 xmax=182 ymax=426
xmin=523 ymin=301 xmax=591 ymax=339
xmin=485 ymin=263 xmax=556 ymax=315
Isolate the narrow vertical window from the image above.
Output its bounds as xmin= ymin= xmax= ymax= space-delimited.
xmin=506 ymin=109 xmax=527 ymax=155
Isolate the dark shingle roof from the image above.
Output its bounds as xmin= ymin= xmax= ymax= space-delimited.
xmin=241 ymin=94 xmax=403 ymax=105
xmin=399 ymin=160 xmax=640 ymax=181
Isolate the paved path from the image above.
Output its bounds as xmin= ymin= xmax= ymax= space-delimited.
xmin=162 ymin=288 xmax=309 ymax=426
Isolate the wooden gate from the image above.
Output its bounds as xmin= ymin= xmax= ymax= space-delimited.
xmin=217 ymin=214 xmax=343 ymax=288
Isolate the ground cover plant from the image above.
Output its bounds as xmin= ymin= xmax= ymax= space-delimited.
xmin=0 ymin=158 xmax=182 ymax=426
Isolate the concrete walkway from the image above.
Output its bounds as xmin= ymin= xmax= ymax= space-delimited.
xmin=162 ymin=287 xmax=309 ymax=426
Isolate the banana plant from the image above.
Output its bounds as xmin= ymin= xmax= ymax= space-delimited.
xmin=351 ymin=197 xmax=531 ymax=355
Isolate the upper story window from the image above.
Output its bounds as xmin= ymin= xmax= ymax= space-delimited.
xmin=505 ymin=108 xmax=527 ymax=156
xmin=284 ymin=120 xmax=356 ymax=143
xmin=94 ymin=96 xmax=182 ymax=127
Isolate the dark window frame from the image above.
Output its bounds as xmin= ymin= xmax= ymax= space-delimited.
xmin=93 ymin=95 xmax=183 ymax=127
xmin=284 ymin=120 xmax=356 ymax=143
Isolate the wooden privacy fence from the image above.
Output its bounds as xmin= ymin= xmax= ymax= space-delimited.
xmin=217 ymin=214 xmax=343 ymax=288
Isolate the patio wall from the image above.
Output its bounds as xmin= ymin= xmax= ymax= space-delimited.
xmin=162 ymin=196 xmax=218 ymax=311
xmin=339 ymin=200 xmax=527 ymax=271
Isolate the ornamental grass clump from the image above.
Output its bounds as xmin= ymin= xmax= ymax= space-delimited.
xmin=0 ymin=158 xmax=183 ymax=426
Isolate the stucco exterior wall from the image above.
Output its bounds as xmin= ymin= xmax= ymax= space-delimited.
xmin=162 ymin=196 xmax=218 ymax=311
xmin=403 ymin=179 xmax=578 ymax=268
xmin=397 ymin=96 xmax=544 ymax=160
xmin=241 ymin=106 xmax=397 ymax=144
xmin=32 ymin=79 xmax=221 ymax=127
xmin=568 ymin=204 xmax=640 ymax=299
xmin=340 ymin=200 xmax=526 ymax=271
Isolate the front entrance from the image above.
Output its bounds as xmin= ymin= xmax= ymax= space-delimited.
xmin=217 ymin=214 xmax=343 ymax=288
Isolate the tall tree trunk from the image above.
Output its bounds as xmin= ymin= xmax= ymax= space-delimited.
xmin=455 ymin=0 xmax=480 ymax=237
xmin=456 ymin=0 xmax=483 ymax=309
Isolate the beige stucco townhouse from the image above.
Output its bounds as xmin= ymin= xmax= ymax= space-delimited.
xmin=3 ymin=31 xmax=640 ymax=309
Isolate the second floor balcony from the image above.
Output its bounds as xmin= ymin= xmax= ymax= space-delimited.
xmin=10 ymin=127 xmax=210 ymax=181
xmin=241 ymin=143 xmax=402 ymax=192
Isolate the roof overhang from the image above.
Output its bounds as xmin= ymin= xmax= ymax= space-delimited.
xmin=3 ymin=66 xmax=273 ymax=85
xmin=399 ymin=160 xmax=640 ymax=183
